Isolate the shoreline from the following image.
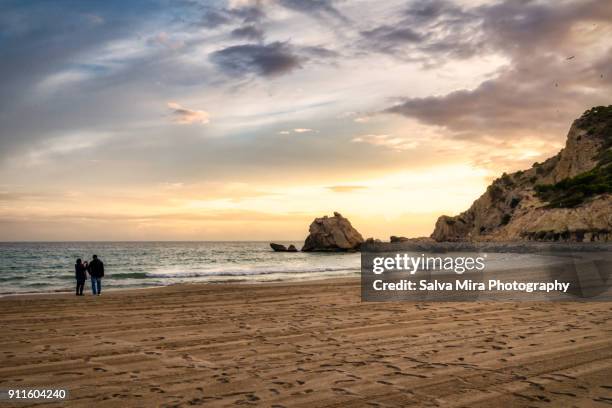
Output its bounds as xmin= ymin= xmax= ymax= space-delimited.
xmin=0 ymin=284 xmax=166 ymax=299
xmin=0 ymin=276 xmax=360 ymax=299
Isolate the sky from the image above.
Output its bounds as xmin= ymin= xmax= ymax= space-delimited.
xmin=0 ymin=0 xmax=611 ymax=241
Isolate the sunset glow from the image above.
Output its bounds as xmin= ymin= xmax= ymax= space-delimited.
xmin=1 ymin=0 xmax=611 ymax=241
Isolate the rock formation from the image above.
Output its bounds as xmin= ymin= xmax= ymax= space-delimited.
xmin=270 ymin=243 xmax=288 ymax=252
xmin=302 ymin=212 xmax=364 ymax=251
xmin=431 ymin=106 xmax=612 ymax=242
xmin=270 ymin=243 xmax=300 ymax=252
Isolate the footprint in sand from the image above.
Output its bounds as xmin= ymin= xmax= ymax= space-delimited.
xmin=550 ymin=391 xmax=576 ymax=397
xmin=272 ymin=381 xmax=292 ymax=388
xmin=334 ymin=379 xmax=355 ymax=385
xmin=593 ymin=397 xmax=612 ymax=404
xmin=331 ymin=387 xmax=355 ymax=395
xmin=525 ymin=380 xmax=545 ymax=391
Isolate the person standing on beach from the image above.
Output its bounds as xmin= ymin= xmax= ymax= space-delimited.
xmin=87 ymin=255 xmax=104 ymax=296
xmin=75 ymin=259 xmax=87 ymax=296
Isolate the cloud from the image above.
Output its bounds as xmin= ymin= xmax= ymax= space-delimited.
xmin=0 ymin=191 xmax=54 ymax=202
xmin=159 ymin=182 xmax=184 ymax=190
xmin=352 ymin=134 xmax=418 ymax=151
xmin=17 ymin=131 xmax=114 ymax=166
xmin=149 ymin=32 xmax=185 ymax=50
xmin=327 ymin=185 xmax=367 ymax=193
xmin=278 ymin=128 xmax=316 ymax=134
xmin=226 ymin=4 xmax=266 ymax=24
xmin=198 ymin=4 xmax=266 ymax=29
xmin=84 ymin=13 xmax=105 ymax=25
xmin=360 ymin=26 xmax=422 ymax=53
xmin=199 ymin=9 xmax=233 ymax=28
xmin=167 ymin=102 xmax=210 ymax=125
xmin=338 ymin=111 xmax=371 ymax=123
xmin=301 ymin=45 xmax=339 ymax=59
xmin=359 ymin=0 xmax=481 ymax=62
xmin=383 ymin=0 xmax=612 ymax=141
xmin=210 ymin=42 xmax=302 ymax=77
xmin=231 ymin=24 xmax=265 ymax=41
xmin=278 ymin=0 xmax=348 ymax=22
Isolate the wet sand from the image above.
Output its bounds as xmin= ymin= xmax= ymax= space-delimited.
xmin=0 ymin=279 xmax=611 ymax=407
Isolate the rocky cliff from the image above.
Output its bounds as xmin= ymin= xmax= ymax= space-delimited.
xmin=431 ymin=106 xmax=612 ymax=242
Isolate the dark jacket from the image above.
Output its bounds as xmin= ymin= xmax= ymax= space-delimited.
xmin=75 ymin=263 xmax=87 ymax=281
xmin=88 ymin=258 xmax=104 ymax=278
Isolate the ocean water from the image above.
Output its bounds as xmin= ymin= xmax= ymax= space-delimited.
xmin=0 ymin=242 xmax=587 ymax=296
xmin=0 ymin=242 xmax=361 ymax=295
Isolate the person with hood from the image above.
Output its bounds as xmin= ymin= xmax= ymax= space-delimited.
xmin=87 ymin=254 xmax=104 ymax=296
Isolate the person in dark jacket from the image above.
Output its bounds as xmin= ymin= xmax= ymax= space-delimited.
xmin=87 ymin=255 xmax=104 ymax=296
xmin=75 ymin=258 xmax=87 ymax=296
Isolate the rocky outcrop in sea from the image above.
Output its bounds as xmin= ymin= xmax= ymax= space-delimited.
xmin=302 ymin=212 xmax=364 ymax=251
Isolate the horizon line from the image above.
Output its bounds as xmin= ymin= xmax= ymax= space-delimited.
xmin=0 ymin=240 xmax=308 ymax=243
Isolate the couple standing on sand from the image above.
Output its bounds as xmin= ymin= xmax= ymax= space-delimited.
xmin=75 ymin=255 xmax=104 ymax=296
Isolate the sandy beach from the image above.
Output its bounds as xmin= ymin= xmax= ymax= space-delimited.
xmin=1 ymin=279 xmax=611 ymax=407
